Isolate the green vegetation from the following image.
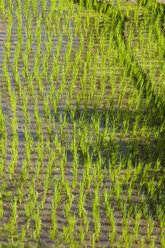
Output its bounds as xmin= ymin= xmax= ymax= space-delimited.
xmin=0 ymin=0 xmax=165 ymax=247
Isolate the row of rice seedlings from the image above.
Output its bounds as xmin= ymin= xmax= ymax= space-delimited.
xmin=0 ymin=2 xmax=39 ymax=243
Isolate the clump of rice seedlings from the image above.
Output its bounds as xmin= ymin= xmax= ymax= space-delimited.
xmin=35 ymin=14 xmax=42 ymax=58
xmin=52 ymin=53 xmax=59 ymax=81
xmin=13 ymin=51 xmax=22 ymax=95
xmin=50 ymin=199 xmax=57 ymax=240
xmin=0 ymin=0 xmax=6 ymax=15
xmin=78 ymin=180 xmax=86 ymax=218
xmin=7 ymin=90 xmax=18 ymax=179
xmin=4 ymin=11 xmax=13 ymax=59
xmin=92 ymin=185 xmax=100 ymax=240
xmin=64 ymin=181 xmax=74 ymax=217
xmin=33 ymin=206 xmax=41 ymax=238
xmin=31 ymin=0 xmax=38 ymax=17
xmin=22 ymin=51 xmax=29 ymax=80
xmin=146 ymin=215 xmax=154 ymax=243
xmin=108 ymin=207 xmax=116 ymax=246
xmin=0 ymin=94 xmax=7 ymax=177
xmin=4 ymin=197 xmax=18 ymax=243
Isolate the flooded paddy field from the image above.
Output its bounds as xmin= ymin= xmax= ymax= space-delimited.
xmin=0 ymin=0 xmax=165 ymax=247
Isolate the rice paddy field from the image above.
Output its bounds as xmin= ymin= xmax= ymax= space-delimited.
xmin=0 ymin=0 xmax=165 ymax=247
